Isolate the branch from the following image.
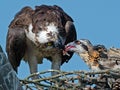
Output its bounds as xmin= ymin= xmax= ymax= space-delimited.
xmin=20 ymin=69 xmax=120 ymax=90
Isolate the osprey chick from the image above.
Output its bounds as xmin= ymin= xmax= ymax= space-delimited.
xmin=65 ymin=39 xmax=120 ymax=71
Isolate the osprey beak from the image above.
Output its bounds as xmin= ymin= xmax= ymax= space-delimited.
xmin=65 ymin=45 xmax=75 ymax=51
xmin=53 ymin=35 xmax=65 ymax=49
xmin=64 ymin=41 xmax=76 ymax=52
xmin=62 ymin=44 xmax=75 ymax=56
xmin=54 ymin=41 xmax=64 ymax=49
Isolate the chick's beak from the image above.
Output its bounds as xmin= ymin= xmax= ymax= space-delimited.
xmin=62 ymin=44 xmax=75 ymax=56
xmin=65 ymin=45 xmax=75 ymax=51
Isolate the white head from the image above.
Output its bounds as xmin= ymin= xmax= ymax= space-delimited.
xmin=65 ymin=39 xmax=93 ymax=54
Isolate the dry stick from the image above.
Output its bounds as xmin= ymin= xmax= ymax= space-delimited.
xmin=20 ymin=47 xmax=120 ymax=89
xmin=20 ymin=69 xmax=120 ymax=89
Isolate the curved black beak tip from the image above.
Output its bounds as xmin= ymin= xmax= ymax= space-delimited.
xmin=59 ymin=44 xmax=65 ymax=50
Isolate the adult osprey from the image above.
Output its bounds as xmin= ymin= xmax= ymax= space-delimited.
xmin=6 ymin=5 xmax=77 ymax=76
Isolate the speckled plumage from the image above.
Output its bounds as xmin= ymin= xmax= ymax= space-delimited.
xmin=65 ymin=39 xmax=120 ymax=71
xmin=65 ymin=39 xmax=120 ymax=89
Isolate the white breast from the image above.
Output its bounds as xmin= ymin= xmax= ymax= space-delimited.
xmin=25 ymin=23 xmax=59 ymax=45
xmin=37 ymin=23 xmax=58 ymax=43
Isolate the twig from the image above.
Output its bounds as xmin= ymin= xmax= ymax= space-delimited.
xmin=20 ymin=69 xmax=120 ymax=89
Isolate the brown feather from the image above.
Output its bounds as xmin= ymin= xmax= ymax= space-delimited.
xmin=6 ymin=5 xmax=77 ymax=74
xmin=62 ymin=21 xmax=77 ymax=64
xmin=6 ymin=28 xmax=26 ymax=72
xmin=6 ymin=6 xmax=33 ymax=72
xmin=33 ymin=5 xmax=77 ymax=64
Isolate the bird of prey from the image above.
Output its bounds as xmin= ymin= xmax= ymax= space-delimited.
xmin=64 ymin=39 xmax=120 ymax=71
xmin=65 ymin=39 xmax=120 ymax=89
xmin=6 ymin=5 xmax=77 ymax=76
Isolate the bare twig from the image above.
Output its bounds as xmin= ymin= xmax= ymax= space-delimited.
xmin=20 ymin=69 xmax=120 ymax=90
xmin=20 ymin=47 xmax=120 ymax=90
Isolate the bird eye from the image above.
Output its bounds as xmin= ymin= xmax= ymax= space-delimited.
xmin=46 ymin=42 xmax=53 ymax=46
xmin=75 ymin=40 xmax=81 ymax=45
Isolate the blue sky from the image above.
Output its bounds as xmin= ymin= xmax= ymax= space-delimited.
xmin=0 ymin=0 xmax=120 ymax=79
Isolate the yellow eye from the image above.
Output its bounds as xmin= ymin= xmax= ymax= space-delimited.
xmin=47 ymin=42 xmax=52 ymax=46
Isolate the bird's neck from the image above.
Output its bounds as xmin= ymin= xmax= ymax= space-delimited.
xmin=78 ymin=52 xmax=90 ymax=66
xmin=78 ymin=51 xmax=102 ymax=71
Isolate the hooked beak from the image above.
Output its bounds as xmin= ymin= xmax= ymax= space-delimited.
xmin=54 ymin=39 xmax=63 ymax=49
xmin=65 ymin=45 xmax=75 ymax=51
xmin=64 ymin=41 xmax=76 ymax=51
xmin=54 ymin=35 xmax=66 ymax=50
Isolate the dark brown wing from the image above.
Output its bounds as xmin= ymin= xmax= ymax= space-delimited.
xmin=6 ymin=28 xmax=26 ymax=72
xmin=53 ymin=5 xmax=77 ymax=64
xmin=62 ymin=21 xmax=77 ymax=64
xmin=6 ymin=6 xmax=33 ymax=72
